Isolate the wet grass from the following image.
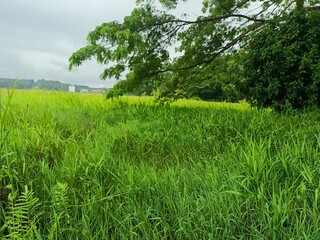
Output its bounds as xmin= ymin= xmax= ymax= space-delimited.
xmin=1 ymin=89 xmax=320 ymax=239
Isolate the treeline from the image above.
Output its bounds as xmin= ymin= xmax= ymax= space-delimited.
xmin=0 ymin=78 xmax=68 ymax=91
xmin=0 ymin=78 xmax=108 ymax=93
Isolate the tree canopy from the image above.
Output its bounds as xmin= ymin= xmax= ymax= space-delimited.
xmin=244 ymin=9 xmax=320 ymax=111
xmin=69 ymin=0 xmax=320 ymax=105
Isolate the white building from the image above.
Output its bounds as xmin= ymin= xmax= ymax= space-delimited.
xmin=69 ymin=85 xmax=76 ymax=92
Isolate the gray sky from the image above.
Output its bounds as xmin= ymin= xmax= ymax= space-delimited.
xmin=0 ymin=0 xmax=201 ymax=88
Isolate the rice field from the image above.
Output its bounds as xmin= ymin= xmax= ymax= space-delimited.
xmin=1 ymin=89 xmax=320 ymax=239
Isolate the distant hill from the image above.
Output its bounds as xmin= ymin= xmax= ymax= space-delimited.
xmin=0 ymin=78 xmax=109 ymax=93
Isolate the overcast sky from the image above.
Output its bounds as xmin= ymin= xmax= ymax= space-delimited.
xmin=0 ymin=0 xmax=201 ymax=88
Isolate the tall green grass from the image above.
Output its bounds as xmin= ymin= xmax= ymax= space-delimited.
xmin=1 ymin=89 xmax=320 ymax=239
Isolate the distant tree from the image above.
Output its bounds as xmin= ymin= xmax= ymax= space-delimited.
xmin=69 ymin=0 xmax=320 ymax=103
xmin=0 ymin=78 xmax=16 ymax=88
xmin=0 ymin=79 xmax=35 ymax=89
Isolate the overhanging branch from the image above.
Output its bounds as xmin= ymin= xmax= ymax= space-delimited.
xmin=145 ymin=22 xmax=264 ymax=78
xmin=156 ymin=13 xmax=266 ymax=26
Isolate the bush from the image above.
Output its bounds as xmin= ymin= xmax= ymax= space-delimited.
xmin=243 ymin=10 xmax=320 ymax=111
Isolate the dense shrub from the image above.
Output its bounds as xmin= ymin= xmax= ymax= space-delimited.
xmin=243 ymin=10 xmax=320 ymax=111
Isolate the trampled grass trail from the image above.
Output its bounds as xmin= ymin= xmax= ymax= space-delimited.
xmin=1 ymin=89 xmax=320 ymax=239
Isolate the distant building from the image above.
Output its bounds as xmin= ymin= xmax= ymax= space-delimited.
xmin=69 ymin=85 xmax=76 ymax=92
xmin=79 ymin=89 xmax=89 ymax=93
xmin=91 ymin=89 xmax=104 ymax=93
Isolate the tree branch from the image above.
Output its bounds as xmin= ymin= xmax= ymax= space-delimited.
xmin=145 ymin=22 xmax=264 ymax=78
xmin=155 ymin=13 xmax=266 ymax=26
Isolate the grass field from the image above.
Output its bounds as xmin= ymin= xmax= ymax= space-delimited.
xmin=1 ymin=89 xmax=320 ymax=239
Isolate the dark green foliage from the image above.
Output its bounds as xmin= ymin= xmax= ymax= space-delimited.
xmin=243 ymin=10 xmax=320 ymax=111
xmin=185 ymin=53 xmax=245 ymax=102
